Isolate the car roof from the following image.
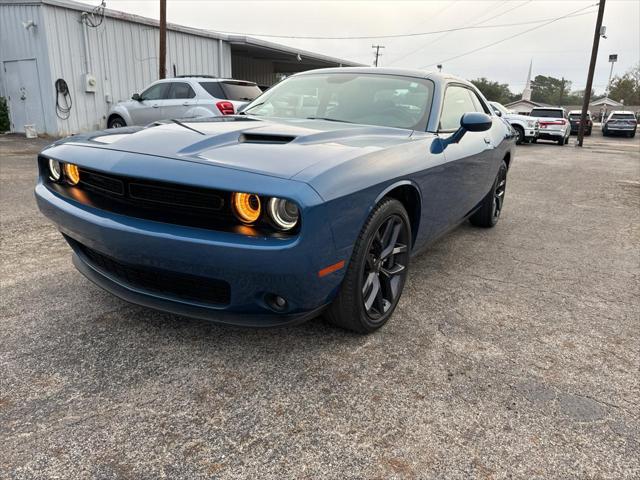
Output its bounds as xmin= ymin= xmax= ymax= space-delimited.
xmin=531 ymin=106 xmax=564 ymax=110
xmin=153 ymin=77 xmax=255 ymax=83
xmin=569 ymin=110 xmax=591 ymax=114
xmin=292 ymin=67 xmax=474 ymax=87
xmin=610 ymin=110 xmax=635 ymax=114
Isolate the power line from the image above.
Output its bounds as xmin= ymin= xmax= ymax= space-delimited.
xmin=389 ymin=0 xmax=531 ymax=66
xmin=210 ymin=10 xmax=597 ymax=40
xmin=420 ymin=3 xmax=599 ymax=69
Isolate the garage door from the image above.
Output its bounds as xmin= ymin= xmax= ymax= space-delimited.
xmin=3 ymin=59 xmax=45 ymax=133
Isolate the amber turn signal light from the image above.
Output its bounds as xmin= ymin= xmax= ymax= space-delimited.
xmin=232 ymin=192 xmax=261 ymax=224
xmin=64 ymin=163 xmax=81 ymax=185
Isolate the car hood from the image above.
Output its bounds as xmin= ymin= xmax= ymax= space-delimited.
xmin=52 ymin=117 xmax=414 ymax=179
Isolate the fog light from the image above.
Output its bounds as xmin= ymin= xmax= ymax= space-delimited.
xmin=48 ymin=159 xmax=61 ymax=181
xmin=64 ymin=163 xmax=80 ymax=185
xmin=232 ymin=192 xmax=261 ymax=224
xmin=266 ymin=293 xmax=288 ymax=312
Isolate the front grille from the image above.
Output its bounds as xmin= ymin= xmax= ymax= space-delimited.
xmin=75 ymin=240 xmax=231 ymax=306
xmin=40 ymin=158 xmax=298 ymax=236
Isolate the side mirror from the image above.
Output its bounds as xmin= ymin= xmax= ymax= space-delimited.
xmin=132 ymin=93 xmax=141 ymax=101
xmin=460 ymin=112 xmax=493 ymax=132
xmin=430 ymin=112 xmax=493 ymax=154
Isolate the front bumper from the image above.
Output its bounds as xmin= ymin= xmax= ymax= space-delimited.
xmin=36 ymin=181 xmax=345 ymax=327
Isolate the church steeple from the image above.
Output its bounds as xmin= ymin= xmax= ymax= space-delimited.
xmin=522 ymin=60 xmax=533 ymax=101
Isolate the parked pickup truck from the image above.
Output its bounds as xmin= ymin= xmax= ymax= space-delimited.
xmin=529 ymin=107 xmax=571 ymax=146
xmin=489 ymin=101 xmax=539 ymax=144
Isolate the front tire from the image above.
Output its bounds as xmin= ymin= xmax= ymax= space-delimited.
xmin=470 ymin=160 xmax=507 ymax=228
xmin=108 ymin=116 xmax=126 ymax=129
xmin=514 ymin=126 xmax=525 ymax=145
xmin=326 ymin=198 xmax=411 ymax=333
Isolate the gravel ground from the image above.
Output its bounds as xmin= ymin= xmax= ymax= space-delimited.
xmin=1 ymin=132 xmax=639 ymax=479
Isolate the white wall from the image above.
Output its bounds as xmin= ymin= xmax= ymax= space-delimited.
xmin=0 ymin=3 xmax=57 ymax=134
xmin=42 ymin=3 xmax=232 ymax=136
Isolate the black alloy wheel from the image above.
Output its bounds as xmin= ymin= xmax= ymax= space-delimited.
xmin=492 ymin=166 xmax=507 ymax=222
xmin=361 ymin=214 xmax=409 ymax=320
xmin=325 ymin=198 xmax=411 ymax=333
xmin=470 ymin=160 xmax=508 ymax=228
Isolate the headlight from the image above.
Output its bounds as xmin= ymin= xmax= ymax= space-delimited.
xmin=232 ymin=192 xmax=261 ymax=224
xmin=64 ymin=163 xmax=80 ymax=185
xmin=267 ymin=197 xmax=299 ymax=231
xmin=48 ymin=159 xmax=61 ymax=181
xmin=527 ymin=120 xmax=536 ymax=127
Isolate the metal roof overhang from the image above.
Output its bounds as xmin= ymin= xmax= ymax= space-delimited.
xmin=227 ymin=35 xmax=363 ymax=73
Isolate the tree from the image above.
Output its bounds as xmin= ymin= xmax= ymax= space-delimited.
xmin=608 ymin=64 xmax=640 ymax=106
xmin=530 ymin=75 xmax=572 ymax=105
xmin=469 ymin=77 xmax=517 ymax=104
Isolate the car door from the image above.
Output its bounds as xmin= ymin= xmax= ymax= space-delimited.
xmin=128 ymin=82 xmax=170 ymax=125
xmin=162 ymin=82 xmax=197 ymax=120
xmin=436 ymin=84 xmax=496 ymax=227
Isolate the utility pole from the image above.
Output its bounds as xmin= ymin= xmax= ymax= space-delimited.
xmin=159 ymin=0 xmax=167 ymax=79
xmin=577 ymin=0 xmax=606 ymax=147
xmin=372 ymin=45 xmax=385 ymax=67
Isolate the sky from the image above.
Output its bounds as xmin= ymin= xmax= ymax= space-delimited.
xmin=81 ymin=0 xmax=639 ymax=95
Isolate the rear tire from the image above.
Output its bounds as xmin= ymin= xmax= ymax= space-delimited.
xmin=470 ymin=160 xmax=507 ymax=228
xmin=325 ymin=198 xmax=411 ymax=333
xmin=557 ymin=136 xmax=565 ymax=146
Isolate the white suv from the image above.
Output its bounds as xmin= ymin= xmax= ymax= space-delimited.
xmin=529 ymin=107 xmax=571 ymax=146
xmin=489 ymin=101 xmax=539 ymax=144
xmin=107 ymin=77 xmax=262 ymax=128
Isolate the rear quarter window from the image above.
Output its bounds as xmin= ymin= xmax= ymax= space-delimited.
xmin=199 ymin=82 xmax=225 ymax=99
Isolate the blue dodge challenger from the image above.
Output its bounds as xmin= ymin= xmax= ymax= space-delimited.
xmin=36 ymin=68 xmax=515 ymax=333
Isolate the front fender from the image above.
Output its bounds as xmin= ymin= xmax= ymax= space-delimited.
xmin=108 ymin=105 xmax=133 ymax=126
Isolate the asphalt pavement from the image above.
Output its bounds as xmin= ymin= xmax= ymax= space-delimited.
xmin=1 ymin=131 xmax=639 ymax=479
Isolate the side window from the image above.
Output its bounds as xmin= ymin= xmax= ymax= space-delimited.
xmin=141 ymin=83 xmax=169 ymax=101
xmin=469 ymin=90 xmax=491 ymax=114
xmin=439 ymin=86 xmax=477 ymax=131
xmin=168 ymin=82 xmax=196 ymax=99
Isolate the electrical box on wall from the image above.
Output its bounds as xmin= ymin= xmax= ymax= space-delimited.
xmin=83 ymin=73 xmax=97 ymax=93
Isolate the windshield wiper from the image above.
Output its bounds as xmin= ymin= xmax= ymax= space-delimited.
xmin=170 ymin=119 xmax=205 ymax=135
xmin=306 ymin=117 xmax=353 ymax=124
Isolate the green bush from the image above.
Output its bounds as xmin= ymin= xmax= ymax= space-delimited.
xmin=0 ymin=97 xmax=9 ymax=132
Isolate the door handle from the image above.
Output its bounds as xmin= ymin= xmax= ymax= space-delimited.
xmin=182 ymin=102 xmax=192 ymax=106
xmin=152 ymin=104 xmax=160 ymax=108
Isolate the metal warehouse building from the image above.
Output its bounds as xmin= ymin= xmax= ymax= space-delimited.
xmin=0 ymin=0 xmax=360 ymax=136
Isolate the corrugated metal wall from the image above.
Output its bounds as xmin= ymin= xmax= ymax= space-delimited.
xmin=0 ymin=3 xmax=57 ymax=133
xmin=42 ymin=3 xmax=232 ymax=135
xmin=232 ymin=55 xmax=278 ymax=87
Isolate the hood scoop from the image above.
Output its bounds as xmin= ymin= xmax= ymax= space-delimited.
xmin=238 ymin=133 xmax=296 ymax=144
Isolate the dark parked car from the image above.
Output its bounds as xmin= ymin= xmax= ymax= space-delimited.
xmin=36 ymin=68 xmax=516 ymax=333
xmin=602 ymin=111 xmax=637 ymax=137
xmin=568 ymin=110 xmax=592 ymax=135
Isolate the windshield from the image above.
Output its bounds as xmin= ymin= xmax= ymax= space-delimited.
xmin=531 ymin=109 xmax=564 ymax=118
xmin=490 ymin=102 xmax=509 ymax=115
xmin=243 ymin=73 xmax=434 ymax=130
